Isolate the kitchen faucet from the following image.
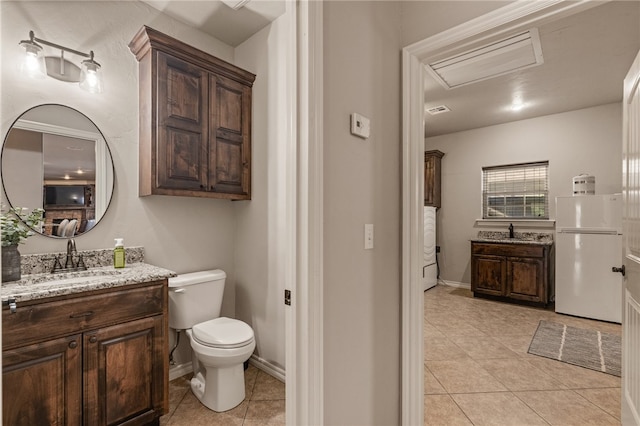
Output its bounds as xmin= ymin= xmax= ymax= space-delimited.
xmin=509 ymin=223 xmax=514 ymax=239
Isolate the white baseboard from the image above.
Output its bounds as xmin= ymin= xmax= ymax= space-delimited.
xmin=249 ymin=355 xmax=286 ymax=383
xmin=168 ymin=356 xmax=286 ymax=383
xmin=169 ymin=361 xmax=193 ymax=381
xmin=439 ymin=279 xmax=471 ymax=290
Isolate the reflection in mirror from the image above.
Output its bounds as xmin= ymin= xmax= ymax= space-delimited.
xmin=1 ymin=104 xmax=114 ymax=238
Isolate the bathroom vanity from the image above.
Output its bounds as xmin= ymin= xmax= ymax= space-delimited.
xmin=470 ymin=231 xmax=554 ymax=307
xmin=2 ymin=262 xmax=174 ymax=426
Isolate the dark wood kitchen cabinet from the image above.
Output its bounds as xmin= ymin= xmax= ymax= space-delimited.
xmin=471 ymin=241 xmax=554 ymax=307
xmin=2 ymin=280 xmax=168 ymax=426
xmin=424 ymin=150 xmax=444 ymax=208
xmin=129 ymin=26 xmax=255 ymax=200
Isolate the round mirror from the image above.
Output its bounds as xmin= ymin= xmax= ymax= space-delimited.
xmin=1 ymin=104 xmax=114 ymax=238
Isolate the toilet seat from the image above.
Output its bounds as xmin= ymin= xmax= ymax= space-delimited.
xmin=192 ymin=317 xmax=254 ymax=349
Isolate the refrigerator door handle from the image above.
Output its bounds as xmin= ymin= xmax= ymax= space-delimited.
xmin=558 ymin=228 xmax=619 ymax=235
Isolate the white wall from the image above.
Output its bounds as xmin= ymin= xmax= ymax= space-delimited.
xmin=0 ymin=2 xmax=284 ymax=370
xmin=425 ymin=103 xmax=623 ymax=285
xmin=323 ymin=1 xmax=402 ymax=424
xmin=233 ymin=14 xmax=290 ymax=372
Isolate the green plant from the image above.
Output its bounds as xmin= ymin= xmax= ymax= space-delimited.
xmin=1 ymin=206 xmax=44 ymax=247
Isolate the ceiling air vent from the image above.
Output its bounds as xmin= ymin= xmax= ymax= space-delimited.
xmin=426 ymin=105 xmax=451 ymax=115
xmin=425 ymin=29 xmax=544 ymax=90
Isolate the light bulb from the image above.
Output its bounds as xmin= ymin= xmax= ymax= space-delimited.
xmin=19 ymin=41 xmax=47 ymax=79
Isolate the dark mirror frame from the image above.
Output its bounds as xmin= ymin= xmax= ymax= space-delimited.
xmin=1 ymin=104 xmax=115 ymax=238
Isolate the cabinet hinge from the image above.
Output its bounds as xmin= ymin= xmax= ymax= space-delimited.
xmin=284 ymin=289 xmax=291 ymax=306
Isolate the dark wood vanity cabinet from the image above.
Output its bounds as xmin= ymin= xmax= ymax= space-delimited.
xmin=424 ymin=150 xmax=444 ymax=208
xmin=129 ymin=26 xmax=255 ymax=200
xmin=471 ymin=242 xmax=554 ymax=306
xmin=2 ymin=280 xmax=168 ymax=426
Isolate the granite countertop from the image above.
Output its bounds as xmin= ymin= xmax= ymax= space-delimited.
xmin=2 ymin=262 xmax=176 ymax=304
xmin=471 ymin=231 xmax=554 ymax=246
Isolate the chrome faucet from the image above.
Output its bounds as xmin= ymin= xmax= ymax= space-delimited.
xmin=509 ymin=223 xmax=514 ymax=239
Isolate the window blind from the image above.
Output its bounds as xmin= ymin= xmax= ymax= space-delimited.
xmin=482 ymin=161 xmax=549 ymax=219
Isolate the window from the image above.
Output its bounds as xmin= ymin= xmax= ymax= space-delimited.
xmin=482 ymin=161 xmax=549 ymax=219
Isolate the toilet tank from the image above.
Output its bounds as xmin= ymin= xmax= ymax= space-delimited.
xmin=168 ymin=269 xmax=226 ymax=330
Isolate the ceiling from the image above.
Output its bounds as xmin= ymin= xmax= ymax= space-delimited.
xmin=140 ymin=0 xmax=285 ymax=46
xmin=136 ymin=1 xmax=639 ymax=137
xmin=422 ymin=1 xmax=640 ymax=137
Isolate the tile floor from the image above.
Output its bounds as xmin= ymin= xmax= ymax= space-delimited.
xmin=161 ymin=285 xmax=621 ymax=426
xmin=160 ymin=365 xmax=285 ymax=426
xmin=425 ymin=284 xmax=622 ymax=426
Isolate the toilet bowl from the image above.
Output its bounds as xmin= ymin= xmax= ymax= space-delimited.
xmin=168 ymin=270 xmax=256 ymax=412
xmin=186 ymin=317 xmax=255 ymax=411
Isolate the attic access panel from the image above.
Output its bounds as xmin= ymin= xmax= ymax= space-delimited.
xmin=425 ymin=29 xmax=544 ymax=90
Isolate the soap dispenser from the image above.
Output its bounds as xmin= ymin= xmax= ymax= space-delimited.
xmin=114 ymin=238 xmax=125 ymax=268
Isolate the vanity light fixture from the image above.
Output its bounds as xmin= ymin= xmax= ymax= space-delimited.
xmin=19 ymin=30 xmax=103 ymax=93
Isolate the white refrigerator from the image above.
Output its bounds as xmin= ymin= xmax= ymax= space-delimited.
xmin=555 ymin=194 xmax=622 ymax=323
xmin=423 ymin=206 xmax=437 ymax=291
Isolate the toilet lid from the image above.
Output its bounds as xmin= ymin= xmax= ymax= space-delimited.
xmin=192 ymin=317 xmax=254 ymax=349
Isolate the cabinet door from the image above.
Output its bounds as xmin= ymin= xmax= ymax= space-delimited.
xmin=506 ymin=257 xmax=544 ymax=302
xmin=3 ymin=335 xmax=82 ymax=426
xmin=471 ymin=255 xmax=505 ymax=296
xmin=84 ymin=316 xmax=165 ymax=426
xmin=424 ymin=150 xmax=443 ymax=208
xmin=209 ymin=73 xmax=251 ymax=199
xmin=157 ymin=52 xmax=209 ymax=191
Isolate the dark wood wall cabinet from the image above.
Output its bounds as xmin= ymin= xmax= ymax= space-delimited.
xmin=424 ymin=150 xmax=444 ymax=208
xmin=129 ymin=26 xmax=256 ymax=200
xmin=471 ymin=242 xmax=554 ymax=307
xmin=2 ymin=280 xmax=168 ymax=426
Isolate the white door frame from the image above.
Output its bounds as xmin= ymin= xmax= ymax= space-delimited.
xmin=287 ymin=0 xmax=324 ymax=424
xmin=400 ymin=1 xmax=604 ymax=423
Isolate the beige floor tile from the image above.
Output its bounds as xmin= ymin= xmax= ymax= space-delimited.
xmin=476 ymin=358 xmax=566 ymax=391
xmin=425 ymin=394 xmax=473 ymax=426
xmin=251 ymin=370 xmax=285 ymax=401
xmin=575 ymin=388 xmax=622 ymax=420
xmin=448 ymin=335 xmax=519 ymax=360
xmin=424 ymin=322 xmax=446 ymax=339
xmin=451 ymin=392 xmax=548 ymax=426
xmin=515 ymin=390 xmax=620 ymax=425
xmin=426 ymin=359 xmax=508 ymax=394
xmin=161 ymin=375 xmax=192 ymax=424
xmin=425 ymin=337 xmax=470 ymax=361
xmin=525 ymin=356 xmax=621 ymax=389
xmin=244 ymin=365 xmax=260 ymax=399
xmin=164 ymin=391 xmax=247 ymax=426
xmin=425 ymin=366 xmax=447 ymax=395
xmin=434 ymin=322 xmax=487 ymax=337
xmin=491 ymin=334 xmax=536 ymax=356
xmin=243 ymin=400 xmax=286 ymax=425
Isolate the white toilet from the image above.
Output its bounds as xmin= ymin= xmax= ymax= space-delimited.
xmin=168 ymin=270 xmax=256 ymax=412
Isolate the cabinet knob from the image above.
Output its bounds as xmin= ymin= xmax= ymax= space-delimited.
xmin=89 ymin=336 xmax=98 ymax=344
xmin=69 ymin=341 xmax=78 ymax=349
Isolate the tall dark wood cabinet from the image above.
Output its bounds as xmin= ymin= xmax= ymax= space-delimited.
xmin=129 ymin=26 xmax=255 ymax=200
xmin=424 ymin=150 xmax=444 ymax=208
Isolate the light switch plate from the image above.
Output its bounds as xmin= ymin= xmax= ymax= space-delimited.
xmin=351 ymin=113 xmax=370 ymax=139
xmin=364 ymin=223 xmax=374 ymax=249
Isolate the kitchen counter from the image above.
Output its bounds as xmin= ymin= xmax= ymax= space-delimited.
xmin=471 ymin=231 xmax=554 ymax=246
xmin=1 ymin=262 xmax=176 ymax=304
